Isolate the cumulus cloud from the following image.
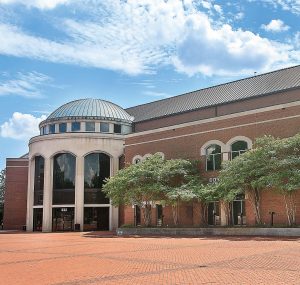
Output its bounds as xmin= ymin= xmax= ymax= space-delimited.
xmin=0 ymin=0 xmax=298 ymax=76
xmin=261 ymin=19 xmax=290 ymax=32
xmin=0 ymin=112 xmax=46 ymax=140
xmin=0 ymin=71 xmax=51 ymax=97
xmin=0 ymin=0 xmax=69 ymax=9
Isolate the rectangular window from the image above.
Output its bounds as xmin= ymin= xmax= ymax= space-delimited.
xmin=59 ymin=123 xmax=67 ymax=133
xmin=86 ymin=122 xmax=95 ymax=132
xmin=100 ymin=122 xmax=109 ymax=133
xmin=206 ymin=153 xmax=222 ymax=171
xmin=114 ymin=124 xmax=122 ymax=134
xmin=71 ymin=122 xmax=81 ymax=132
xmin=49 ymin=124 xmax=56 ymax=134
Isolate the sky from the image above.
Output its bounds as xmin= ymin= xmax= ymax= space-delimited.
xmin=0 ymin=0 xmax=299 ymax=170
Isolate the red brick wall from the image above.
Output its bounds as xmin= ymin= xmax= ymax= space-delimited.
xmin=122 ymin=96 xmax=300 ymax=227
xmin=3 ymin=159 xmax=28 ymax=230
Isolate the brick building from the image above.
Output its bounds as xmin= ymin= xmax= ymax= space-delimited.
xmin=3 ymin=65 xmax=300 ymax=231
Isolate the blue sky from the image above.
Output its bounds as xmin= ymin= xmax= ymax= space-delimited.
xmin=0 ymin=0 xmax=299 ymax=169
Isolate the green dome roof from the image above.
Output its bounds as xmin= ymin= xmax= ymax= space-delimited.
xmin=44 ymin=99 xmax=134 ymax=123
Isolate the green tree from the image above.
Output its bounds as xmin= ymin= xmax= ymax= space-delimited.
xmin=0 ymin=169 xmax=5 ymax=206
xmin=159 ymin=159 xmax=202 ymax=225
xmin=216 ymin=147 xmax=270 ymax=225
xmin=103 ymin=155 xmax=203 ymax=227
xmin=0 ymin=169 xmax=5 ymax=223
xmin=103 ymin=154 xmax=164 ymax=226
xmin=256 ymin=134 xmax=300 ymax=226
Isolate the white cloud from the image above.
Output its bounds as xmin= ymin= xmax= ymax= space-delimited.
xmin=249 ymin=0 xmax=300 ymax=15
xmin=0 ymin=0 xmax=69 ymax=9
xmin=0 ymin=71 xmax=51 ymax=97
xmin=143 ymin=90 xmax=170 ymax=98
xmin=0 ymin=0 xmax=298 ymax=76
xmin=261 ymin=19 xmax=290 ymax=32
xmin=213 ymin=4 xmax=222 ymax=14
xmin=0 ymin=112 xmax=46 ymax=140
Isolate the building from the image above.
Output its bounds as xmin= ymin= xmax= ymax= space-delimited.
xmin=3 ymin=65 xmax=300 ymax=231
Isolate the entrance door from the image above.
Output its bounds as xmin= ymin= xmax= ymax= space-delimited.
xmin=232 ymin=195 xmax=246 ymax=225
xmin=52 ymin=207 xmax=74 ymax=231
xmin=84 ymin=207 xmax=110 ymax=231
xmin=33 ymin=208 xmax=43 ymax=231
xmin=156 ymin=205 xmax=163 ymax=226
xmin=97 ymin=207 xmax=110 ymax=230
xmin=207 ymin=202 xmax=220 ymax=226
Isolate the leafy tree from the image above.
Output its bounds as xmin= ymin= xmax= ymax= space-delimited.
xmin=256 ymin=134 xmax=300 ymax=226
xmin=103 ymin=155 xmax=203 ymax=227
xmin=0 ymin=169 xmax=5 ymax=223
xmin=159 ymin=159 xmax=202 ymax=225
xmin=103 ymin=154 xmax=164 ymax=226
xmin=216 ymin=147 xmax=270 ymax=225
xmin=0 ymin=169 xmax=5 ymax=206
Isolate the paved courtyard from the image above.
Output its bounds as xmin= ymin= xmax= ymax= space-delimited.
xmin=0 ymin=232 xmax=299 ymax=284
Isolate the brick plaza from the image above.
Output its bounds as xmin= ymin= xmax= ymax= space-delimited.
xmin=0 ymin=232 xmax=299 ymax=284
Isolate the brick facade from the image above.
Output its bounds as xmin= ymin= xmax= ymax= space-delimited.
xmin=3 ymin=159 xmax=28 ymax=230
xmin=122 ymin=90 xmax=300 ymax=227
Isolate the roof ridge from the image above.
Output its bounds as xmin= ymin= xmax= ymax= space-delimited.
xmin=126 ymin=64 xmax=300 ymax=111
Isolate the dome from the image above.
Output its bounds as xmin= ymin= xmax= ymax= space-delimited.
xmin=44 ymin=99 xmax=134 ymax=123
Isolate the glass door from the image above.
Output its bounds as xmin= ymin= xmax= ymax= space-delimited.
xmin=33 ymin=208 xmax=43 ymax=231
xmin=232 ymin=195 xmax=246 ymax=225
xmin=52 ymin=207 xmax=74 ymax=231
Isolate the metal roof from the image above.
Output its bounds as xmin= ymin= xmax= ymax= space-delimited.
xmin=45 ymin=99 xmax=134 ymax=123
xmin=126 ymin=65 xmax=300 ymax=122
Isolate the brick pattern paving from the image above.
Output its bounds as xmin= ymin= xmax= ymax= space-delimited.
xmin=0 ymin=232 xmax=299 ymax=284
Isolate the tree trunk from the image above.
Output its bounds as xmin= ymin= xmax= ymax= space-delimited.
xmin=283 ymin=192 xmax=297 ymax=226
xmin=143 ymin=203 xmax=152 ymax=227
xmin=246 ymin=188 xmax=262 ymax=225
xmin=172 ymin=199 xmax=179 ymax=226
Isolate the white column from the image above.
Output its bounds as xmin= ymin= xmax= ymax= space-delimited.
xmin=26 ymin=158 xmax=35 ymax=232
xmin=42 ymin=157 xmax=52 ymax=232
xmin=75 ymin=156 xmax=84 ymax=231
xmin=110 ymin=156 xmax=119 ymax=230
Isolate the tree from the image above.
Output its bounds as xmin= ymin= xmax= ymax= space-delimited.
xmin=159 ymin=159 xmax=202 ymax=225
xmin=0 ymin=169 xmax=5 ymax=223
xmin=256 ymin=134 xmax=300 ymax=226
xmin=0 ymin=169 xmax=5 ymax=206
xmin=103 ymin=154 xmax=164 ymax=226
xmin=216 ymin=147 xmax=270 ymax=225
xmin=103 ymin=155 xmax=203 ymax=227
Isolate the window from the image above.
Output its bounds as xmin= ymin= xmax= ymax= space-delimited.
xmin=71 ymin=122 xmax=80 ymax=132
xmin=86 ymin=122 xmax=95 ymax=132
xmin=100 ymin=122 xmax=109 ymax=133
xmin=49 ymin=124 xmax=56 ymax=134
xmin=114 ymin=124 xmax=122 ymax=134
xmin=206 ymin=144 xmax=222 ymax=171
xmin=134 ymin=158 xmax=141 ymax=164
xmin=84 ymin=153 xmax=110 ymax=204
xmin=34 ymin=156 xmax=44 ymax=205
xmin=59 ymin=123 xmax=67 ymax=133
xmin=231 ymin=141 xmax=248 ymax=160
xmin=53 ymin=153 xmax=76 ymax=205
xmin=40 ymin=127 xmax=44 ymax=135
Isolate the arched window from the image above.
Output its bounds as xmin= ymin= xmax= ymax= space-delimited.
xmin=84 ymin=153 xmax=110 ymax=204
xmin=231 ymin=141 xmax=248 ymax=160
xmin=206 ymin=144 xmax=222 ymax=171
xmin=34 ymin=156 xmax=44 ymax=205
xmin=53 ymin=153 xmax=76 ymax=205
xmin=134 ymin=158 xmax=141 ymax=164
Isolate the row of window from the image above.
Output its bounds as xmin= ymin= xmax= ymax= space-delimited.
xmin=40 ymin=121 xmax=127 ymax=135
xmin=34 ymin=153 xmax=111 ymax=206
xmin=206 ymin=140 xmax=248 ymax=171
xmin=132 ymin=141 xmax=249 ymax=171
